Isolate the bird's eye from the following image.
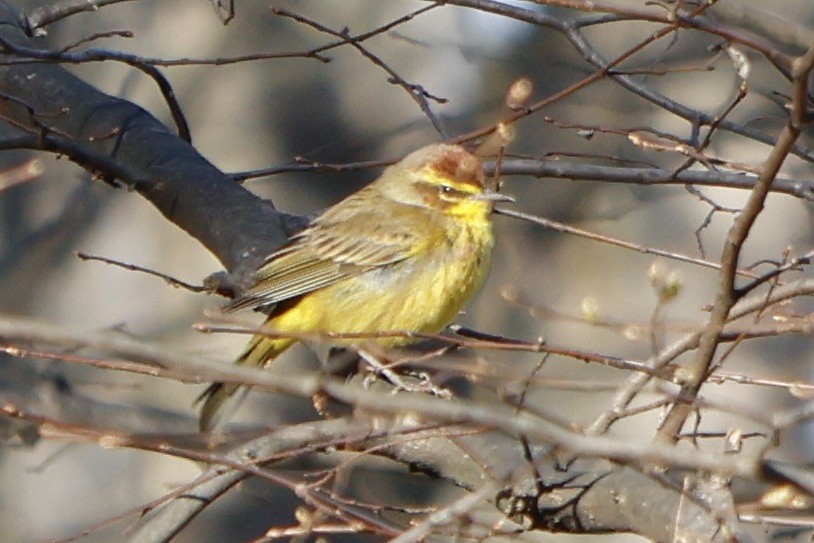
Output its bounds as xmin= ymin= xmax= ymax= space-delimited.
xmin=440 ymin=185 xmax=454 ymax=194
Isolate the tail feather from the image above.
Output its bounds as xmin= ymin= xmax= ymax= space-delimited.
xmin=197 ymin=334 xmax=294 ymax=431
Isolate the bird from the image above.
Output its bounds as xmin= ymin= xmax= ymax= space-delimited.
xmin=197 ymin=143 xmax=512 ymax=430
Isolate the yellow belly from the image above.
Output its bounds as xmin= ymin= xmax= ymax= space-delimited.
xmin=267 ymin=217 xmax=494 ymax=347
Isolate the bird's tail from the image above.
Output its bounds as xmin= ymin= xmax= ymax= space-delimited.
xmin=197 ymin=334 xmax=294 ymax=431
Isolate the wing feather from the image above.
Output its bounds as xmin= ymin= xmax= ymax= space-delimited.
xmin=225 ymin=203 xmax=432 ymax=312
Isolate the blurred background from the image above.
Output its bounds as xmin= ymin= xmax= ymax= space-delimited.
xmin=2 ymin=1 xmax=814 ymax=541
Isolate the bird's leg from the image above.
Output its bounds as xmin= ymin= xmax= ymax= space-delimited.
xmin=356 ymin=347 xmax=452 ymax=399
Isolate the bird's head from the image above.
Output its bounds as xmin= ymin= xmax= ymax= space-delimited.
xmin=379 ymin=143 xmax=513 ymax=218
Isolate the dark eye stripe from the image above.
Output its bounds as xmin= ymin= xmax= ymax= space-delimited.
xmin=440 ymin=184 xmax=465 ymax=196
xmin=417 ymin=182 xmax=470 ymax=199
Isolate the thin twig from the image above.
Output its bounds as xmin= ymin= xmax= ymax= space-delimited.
xmin=495 ymin=207 xmax=757 ymax=277
xmin=76 ymin=252 xmax=209 ymax=293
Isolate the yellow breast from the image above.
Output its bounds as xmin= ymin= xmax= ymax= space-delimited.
xmin=268 ymin=214 xmax=494 ymax=346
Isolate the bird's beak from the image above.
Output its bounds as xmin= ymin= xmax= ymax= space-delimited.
xmin=472 ymin=189 xmax=515 ymax=203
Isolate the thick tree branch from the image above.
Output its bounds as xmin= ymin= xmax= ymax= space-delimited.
xmin=0 ymin=0 xmax=296 ymax=279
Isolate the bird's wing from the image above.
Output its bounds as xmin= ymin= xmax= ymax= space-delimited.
xmin=224 ymin=202 xmax=430 ymax=312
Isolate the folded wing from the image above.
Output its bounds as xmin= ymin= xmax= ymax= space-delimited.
xmin=224 ymin=201 xmax=430 ymax=312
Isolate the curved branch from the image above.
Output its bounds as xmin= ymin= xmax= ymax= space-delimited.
xmin=0 ymin=0 xmax=296 ymax=277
